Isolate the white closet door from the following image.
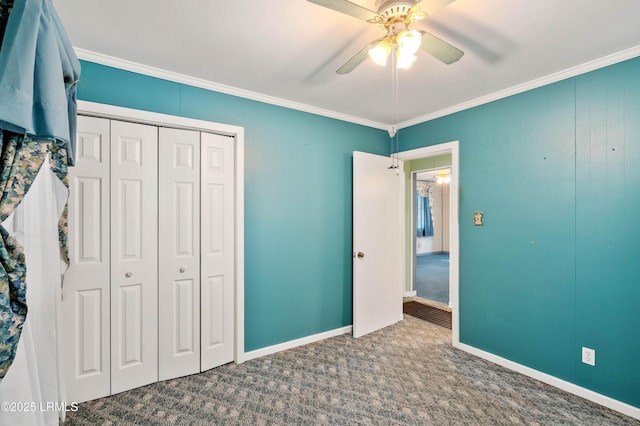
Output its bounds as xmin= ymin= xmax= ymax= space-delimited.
xmin=200 ymin=132 xmax=235 ymax=371
xmin=110 ymin=120 xmax=158 ymax=394
xmin=63 ymin=116 xmax=111 ymax=403
xmin=158 ymin=127 xmax=201 ymax=380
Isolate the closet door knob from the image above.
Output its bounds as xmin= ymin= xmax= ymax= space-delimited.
xmin=179 ymin=267 xmax=186 ymax=273
xmin=125 ymin=272 xmax=132 ymax=278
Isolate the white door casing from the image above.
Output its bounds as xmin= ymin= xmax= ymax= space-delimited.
xmin=76 ymin=100 xmax=245 ymax=365
xmin=158 ymin=127 xmax=201 ymax=380
xmin=63 ymin=116 xmax=111 ymax=403
xmin=352 ymin=151 xmax=403 ymax=338
xmin=397 ymin=141 xmax=460 ymax=343
xmin=200 ymin=132 xmax=235 ymax=370
xmin=110 ymin=120 xmax=159 ymax=394
xmin=64 ymin=101 xmax=245 ymax=402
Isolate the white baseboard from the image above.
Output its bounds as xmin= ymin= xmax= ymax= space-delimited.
xmin=454 ymin=342 xmax=640 ymax=421
xmin=243 ymin=326 xmax=353 ymax=362
xmin=403 ymin=291 xmax=417 ymax=297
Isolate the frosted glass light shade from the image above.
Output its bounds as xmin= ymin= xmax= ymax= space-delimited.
xmin=397 ymin=29 xmax=422 ymax=55
xmin=368 ymin=39 xmax=392 ymax=66
xmin=396 ymin=51 xmax=417 ymax=69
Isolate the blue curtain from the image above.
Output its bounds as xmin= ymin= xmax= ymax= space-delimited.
xmin=416 ymin=193 xmax=434 ymax=237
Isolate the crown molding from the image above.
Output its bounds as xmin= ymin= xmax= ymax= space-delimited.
xmin=75 ymin=48 xmax=389 ymax=131
xmin=76 ymin=45 xmax=640 ymax=134
xmin=399 ymin=44 xmax=640 ymax=129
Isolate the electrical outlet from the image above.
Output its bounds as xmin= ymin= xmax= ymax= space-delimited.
xmin=582 ymin=347 xmax=596 ymax=366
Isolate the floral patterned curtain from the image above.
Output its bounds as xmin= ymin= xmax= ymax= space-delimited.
xmin=48 ymin=141 xmax=69 ymax=263
xmin=0 ymin=131 xmax=49 ymax=379
xmin=0 ymin=132 xmax=68 ymax=379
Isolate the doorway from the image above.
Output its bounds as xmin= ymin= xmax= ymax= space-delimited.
xmin=414 ymin=167 xmax=451 ymax=307
xmin=398 ymin=141 xmax=460 ymax=343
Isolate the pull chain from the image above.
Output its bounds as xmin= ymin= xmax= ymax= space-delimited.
xmin=389 ymin=46 xmax=400 ymax=173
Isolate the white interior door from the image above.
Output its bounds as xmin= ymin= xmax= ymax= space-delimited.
xmin=62 ymin=116 xmax=111 ymax=402
xmin=352 ymin=151 xmax=403 ymax=338
xmin=158 ymin=127 xmax=201 ymax=380
xmin=110 ymin=120 xmax=158 ymax=393
xmin=200 ymin=132 xmax=235 ymax=370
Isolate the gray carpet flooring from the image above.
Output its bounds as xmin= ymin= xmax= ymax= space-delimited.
xmin=416 ymin=253 xmax=450 ymax=304
xmin=64 ymin=316 xmax=638 ymax=425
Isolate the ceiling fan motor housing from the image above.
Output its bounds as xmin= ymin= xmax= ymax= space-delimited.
xmin=375 ymin=0 xmax=420 ymax=20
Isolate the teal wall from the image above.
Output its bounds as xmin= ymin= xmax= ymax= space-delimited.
xmin=76 ymin=61 xmax=389 ymax=352
xmin=399 ymin=56 xmax=640 ymax=408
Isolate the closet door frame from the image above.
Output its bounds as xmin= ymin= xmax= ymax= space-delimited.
xmin=77 ymin=100 xmax=246 ymax=364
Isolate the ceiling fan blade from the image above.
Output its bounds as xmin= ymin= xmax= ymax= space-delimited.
xmin=417 ymin=0 xmax=456 ymax=15
xmin=419 ymin=31 xmax=464 ymax=64
xmin=307 ymin=0 xmax=378 ymax=21
xmin=336 ymin=39 xmax=382 ymax=74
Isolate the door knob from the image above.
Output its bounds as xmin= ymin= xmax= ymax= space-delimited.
xmin=125 ymin=272 xmax=132 ymax=278
xmin=357 ymin=251 xmax=365 ymax=259
xmin=179 ymin=267 xmax=186 ymax=273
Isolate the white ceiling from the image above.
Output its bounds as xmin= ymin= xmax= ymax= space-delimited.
xmin=54 ymin=0 xmax=640 ymax=128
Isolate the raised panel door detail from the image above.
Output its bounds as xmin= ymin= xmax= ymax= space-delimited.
xmin=174 ymin=143 xmax=194 ymax=170
xmin=77 ymin=131 xmax=103 ymax=162
xmin=204 ymin=276 xmax=224 ymax=348
xmin=119 ymin=137 xmax=142 ymax=166
xmin=206 ymin=146 xmax=224 ymax=173
xmin=75 ymin=177 xmax=102 ymax=264
xmin=175 ymin=182 xmax=195 ymax=257
xmin=174 ymin=279 xmax=195 ymax=354
xmin=76 ymin=289 xmax=103 ymax=377
xmin=119 ymin=284 xmax=143 ymax=367
xmin=205 ymin=184 xmax=224 ymax=255
xmin=118 ymin=179 xmax=142 ymax=260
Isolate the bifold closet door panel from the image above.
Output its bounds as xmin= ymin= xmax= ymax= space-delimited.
xmin=158 ymin=127 xmax=201 ymax=381
xmin=110 ymin=120 xmax=159 ymax=394
xmin=200 ymin=132 xmax=235 ymax=371
xmin=63 ymin=116 xmax=111 ymax=403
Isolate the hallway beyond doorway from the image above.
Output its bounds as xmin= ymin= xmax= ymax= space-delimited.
xmin=415 ymin=252 xmax=449 ymax=304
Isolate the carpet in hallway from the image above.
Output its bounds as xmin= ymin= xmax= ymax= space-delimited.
xmin=415 ymin=252 xmax=449 ymax=304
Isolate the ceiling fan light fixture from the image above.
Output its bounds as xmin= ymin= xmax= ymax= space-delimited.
xmin=396 ymin=51 xmax=417 ymax=69
xmin=397 ymin=29 xmax=422 ymax=55
xmin=436 ymin=173 xmax=451 ymax=184
xmin=368 ymin=39 xmax=392 ymax=66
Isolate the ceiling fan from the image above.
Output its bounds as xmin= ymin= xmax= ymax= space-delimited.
xmin=308 ymin=0 xmax=464 ymax=74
